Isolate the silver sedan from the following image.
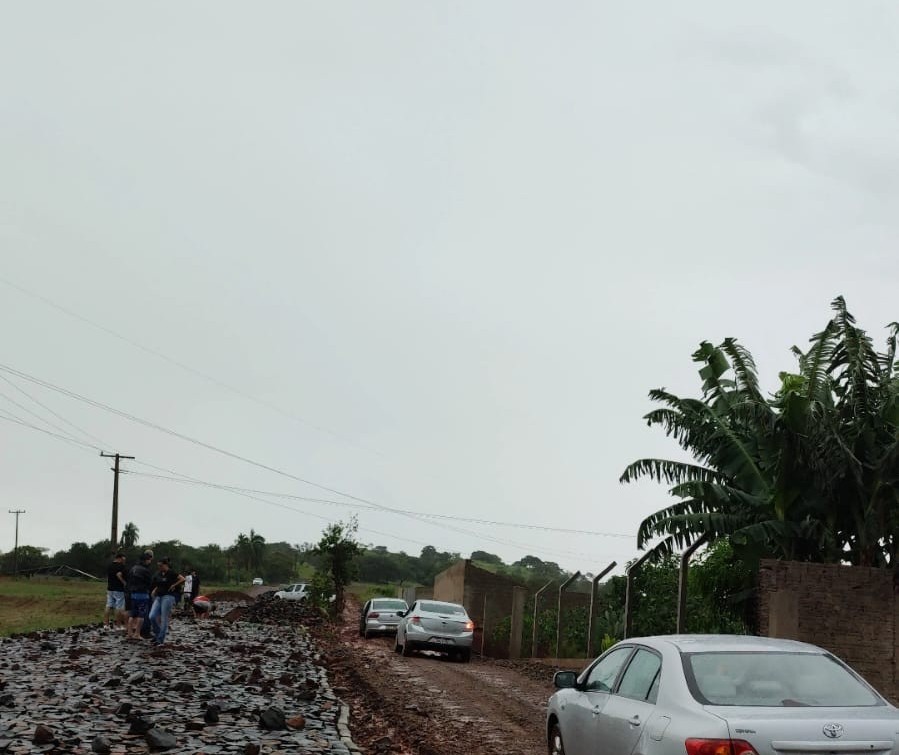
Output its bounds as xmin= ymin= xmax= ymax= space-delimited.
xmin=547 ymin=635 xmax=899 ymax=755
xmin=359 ymin=597 xmax=408 ymax=639
xmin=395 ymin=599 xmax=474 ymax=662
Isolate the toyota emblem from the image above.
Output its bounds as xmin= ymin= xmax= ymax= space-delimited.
xmin=823 ymin=723 xmax=843 ymax=739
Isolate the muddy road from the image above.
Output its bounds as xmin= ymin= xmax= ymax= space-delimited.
xmin=318 ymin=602 xmax=560 ymax=755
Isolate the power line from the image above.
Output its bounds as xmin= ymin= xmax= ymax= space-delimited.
xmin=0 ymin=407 xmax=633 ymax=562
xmin=122 ymin=467 xmax=434 ymax=550
xmin=0 ymin=410 xmax=102 ymax=453
xmin=126 ymin=466 xmax=632 ymax=538
xmin=0 ymin=373 xmax=107 ymax=447
xmin=0 ymin=276 xmax=388 ymax=458
xmin=0 ymin=407 xmax=430 ymax=550
xmin=124 ymin=467 xmax=625 ymax=562
xmin=0 ymin=363 xmax=628 ymax=547
xmin=0 ymin=387 xmax=101 ymax=450
xmin=0 ymin=363 xmax=637 ymax=561
xmin=1 ymin=276 xmax=604 ymax=535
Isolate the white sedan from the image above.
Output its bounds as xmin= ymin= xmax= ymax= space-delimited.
xmin=546 ymin=634 xmax=899 ymax=755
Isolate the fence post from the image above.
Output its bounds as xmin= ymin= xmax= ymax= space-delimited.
xmin=624 ymin=551 xmax=653 ymax=639
xmin=555 ymin=571 xmax=581 ymax=661
xmin=677 ymin=534 xmax=709 ymax=633
xmin=509 ymin=586 xmax=527 ymax=659
xmin=531 ymin=579 xmax=554 ymax=659
xmin=586 ymin=561 xmax=617 ymax=657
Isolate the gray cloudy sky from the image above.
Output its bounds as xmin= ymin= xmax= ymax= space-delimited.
xmin=1 ymin=3 xmax=898 ymax=572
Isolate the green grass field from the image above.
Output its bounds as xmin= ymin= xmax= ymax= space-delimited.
xmin=0 ymin=577 xmax=244 ymax=635
xmin=0 ymin=577 xmax=106 ymax=635
xmin=0 ymin=577 xmax=411 ymax=635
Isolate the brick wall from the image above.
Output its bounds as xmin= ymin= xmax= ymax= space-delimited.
xmin=433 ymin=560 xmax=526 ymax=658
xmin=758 ymin=560 xmax=897 ymax=702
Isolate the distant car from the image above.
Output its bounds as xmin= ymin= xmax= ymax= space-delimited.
xmin=274 ymin=582 xmax=309 ymax=601
xmin=546 ymin=634 xmax=898 ymax=755
xmin=359 ymin=597 xmax=408 ymax=639
xmin=251 ymin=577 xmax=264 ymax=586
xmin=394 ymin=599 xmax=474 ymax=662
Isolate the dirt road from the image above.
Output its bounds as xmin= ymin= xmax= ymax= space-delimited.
xmin=318 ymin=603 xmax=557 ymax=755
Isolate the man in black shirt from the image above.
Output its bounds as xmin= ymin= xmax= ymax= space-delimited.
xmin=126 ymin=551 xmax=154 ymax=640
xmin=104 ymin=552 xmax=127 ymax=629
xmin=147 ymin=557 xmax=185 ymax=645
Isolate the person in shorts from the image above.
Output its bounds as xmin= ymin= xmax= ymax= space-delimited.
xmin=126 ymin=551 xmax=154 ymax=640
xmin=104 ymin=552 xmax=127 ymax=629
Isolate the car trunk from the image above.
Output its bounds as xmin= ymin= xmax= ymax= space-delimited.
xmin=714 ymin=707 xmax=899 ymax=755
xmin=420 ymin=613 xmax=468 ymax=635
xmin=369 ymin=609 xmax=401 ymax=624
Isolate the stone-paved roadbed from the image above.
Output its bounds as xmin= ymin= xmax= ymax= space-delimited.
xmin=0 ymin=609 xmax=356 ymax=755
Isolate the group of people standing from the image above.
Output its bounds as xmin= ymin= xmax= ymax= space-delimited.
xmin=104 ymin=550 xmax=207 ymax=646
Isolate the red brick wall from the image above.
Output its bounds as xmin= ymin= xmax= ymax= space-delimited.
xmin=757 ymin=560 xmax=896 ymax=702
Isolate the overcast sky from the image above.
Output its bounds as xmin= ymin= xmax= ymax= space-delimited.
xmin=1 ymin=3 xmax=898 ymax=573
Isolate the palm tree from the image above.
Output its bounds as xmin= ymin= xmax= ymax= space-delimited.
xmin=621 ymin=297 xmax=899 ymax=567
xmin=233 ymin=530 xmax=267 ymax=575
xmin=248 ymin=529 xmax=266 ymax=572
xmin=120 ymin=522 xmax=140 ymax=549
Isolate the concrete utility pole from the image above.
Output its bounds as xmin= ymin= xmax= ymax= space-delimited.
xmin=100 ymin=452 xmax=135 ymax=547
xmin=8 ymin=509 xmax=25 ymax=576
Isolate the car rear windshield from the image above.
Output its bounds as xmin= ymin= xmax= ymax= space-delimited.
xmin=372 ymin=599 xmax=407 ymax=610
xmin=683 ymin=651 xmax=883 ymax=707
xmin=419 ymin=601 xmax=466 ymax=615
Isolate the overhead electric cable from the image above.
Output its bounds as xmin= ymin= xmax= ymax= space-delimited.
xmin=0 ymin=373 xmax=108 ymax=447
xmin=127 ymin=465 xmax=632 ymax=538
xmin=0 ymin=363 xmax=636 ymax=541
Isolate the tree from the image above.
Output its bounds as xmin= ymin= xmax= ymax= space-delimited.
xmin=471 ymin=550 xmax=503 ymax=565
xmin=231 ymin=530 xmax=266 ymax=577
xmin=120 ymin=522 xmax=140 ymax=548
xmin=313 ymin=519 xmax=361 ymax=615
xmin=621 ymin=297 xmax=899 ymax=567
xmin=0 ymin=545 xmax=50 ymax=573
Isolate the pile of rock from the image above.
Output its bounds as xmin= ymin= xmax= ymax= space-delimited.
xmin=0 ymin=613 xmax=358 ymax=754
xmin=241 ymin=595 xmax=323 ymax=628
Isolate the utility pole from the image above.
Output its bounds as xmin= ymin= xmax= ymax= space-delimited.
xmin=8 ymin=509 xmax=25 ymax=576
xmin=100 ymin=452 xmax=135 ymax=548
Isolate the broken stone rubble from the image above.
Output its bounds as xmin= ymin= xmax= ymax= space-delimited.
xmin=0 ymin=600 xmax=361 ymax=754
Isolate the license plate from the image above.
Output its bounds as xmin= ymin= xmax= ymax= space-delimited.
xmin=432 ymin=638 xmax=451 ymax=644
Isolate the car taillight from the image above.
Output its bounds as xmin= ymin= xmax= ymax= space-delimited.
xmin=685 ymin=740 xmax=758 ymax=755
xmin=411 ymin=616 xmax=421 ymax=624
xmin=368 ymin=612 xmax=379 ymax=619
xmin=464 ymin=620 xmax=474 ymax=631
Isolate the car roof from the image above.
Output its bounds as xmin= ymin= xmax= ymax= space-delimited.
xmin=372 ymin=597 xmax=406 ymax=602
xmin=626 ymin=634 xmax=825 ymax=654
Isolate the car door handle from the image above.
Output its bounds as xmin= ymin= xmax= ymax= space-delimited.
xmin=628 ymin=715 xmax=641 ymax=727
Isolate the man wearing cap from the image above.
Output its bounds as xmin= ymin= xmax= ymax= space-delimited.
xmin=125 ymin=551 xmax=154 ymax=640
xmin=148 ymin=558 xmax=186 ymax=645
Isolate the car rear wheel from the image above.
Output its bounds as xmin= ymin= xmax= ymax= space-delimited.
xmin=363 ymin=629 xmax=371 ymax=640
xmin=401 ymin=636 xmax=413 ymax=657
xmin=458 ymin=648 xmax=471 ymax=663
xmin=393 ymin=635 xmax=402 ymax=654
xmin=548 ymin=723 xmax=565 ymax=755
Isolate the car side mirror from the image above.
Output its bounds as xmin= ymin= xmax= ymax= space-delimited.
xmin=396 ymin=610 xmax=406 ymax=617
xmin=553 ymin=671 xmax=578 ymax=689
